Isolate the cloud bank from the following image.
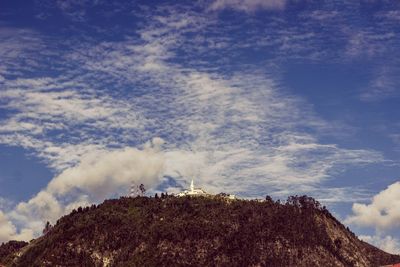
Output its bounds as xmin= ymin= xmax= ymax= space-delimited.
xmin=347 ymin=181 xmax=400 ymax=229
xmin=47 ymin=142 xmax=165 ymax=198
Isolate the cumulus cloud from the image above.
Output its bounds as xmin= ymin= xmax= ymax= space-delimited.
xmin=14 ymin=191 xmax=63 ymax=224
xmin=209 ymin=0 xmax=286 ymax=12
xmin=347 ymin=182 xmax=400 ymax=229
xmin=164 ymin=150 xmax=208 ymax=182
xmin=0 ymin=211 xmax=16 ymax=243
xmin=0 ymin=211 xmax=34 ymax=243
xmin=0 ymin=197 xmax=12 ymax=211
xmin=47 ymin=143 xmax=165 ymax=198
xmin=359 ymin=234 xmax=400 ymax=254
xmin=1 ymin=139 xmax=165 ymax=242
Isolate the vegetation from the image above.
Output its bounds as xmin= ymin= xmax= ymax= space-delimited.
xmin=1 ymin=195 xmax=399 ymax=266
xmin=0 ymin=241 xmax=28 ymax=266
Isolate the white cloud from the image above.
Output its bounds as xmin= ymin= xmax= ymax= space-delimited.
xmin=359 ymin=234 xmax=400 ymax=254
xmin=0 ymin=79 xmax=147 ymax=170
xmin=360 ymin=67 xmax=399 ymax=101
xmin=0 ymin=211 xmax=16 ymax=243
xmin=64 ymin=195 xmax=91 ymax=214
xmin=308 ymin=10 xmax=338 ymax=21
xmin=0 ymin=211 xmax=34 ymax=243
xmin=209 ymin=0 xmax=286 ymax=12
xmin=0 ymin=197 xmax=13 ymax=211
xmin=0 ymin=27 xmax=45 ymax=77
xmin=47 ymin=143 xmax=165 ymax=199
xmin=164 ymin=150 xmax=208 ymax=181
xmin=0 ymin=87 xmax=142 ymax=130
xmin=345 ymin=30 xmax=395 ymax=59
xmin=2 ymin=139 xmax=165 ymax=241
xmin=12 ymin=191 xmax=63 ymax=230
xmin=390 ymin=134 xmax=400 ymax=147
xmin=377 ymin=10 xmax=400 ymax=21
xmin=308 ymin=187 xmax=371 ymax=203
xmin=347 ymin=182 xmax=400 ymax=229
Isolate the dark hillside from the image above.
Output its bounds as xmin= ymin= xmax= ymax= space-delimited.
xmin=1 ymin=195 xmax=399 ymax=267
xmin=0 ymin=241 xmax=28 ymax=266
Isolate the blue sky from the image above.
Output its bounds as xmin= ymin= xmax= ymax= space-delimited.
xmin=0 ymin=0 xmax=400 ymax=253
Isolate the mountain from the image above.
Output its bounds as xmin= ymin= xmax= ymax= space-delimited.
xmin=1 ymin=194 xmax=399 ymax=267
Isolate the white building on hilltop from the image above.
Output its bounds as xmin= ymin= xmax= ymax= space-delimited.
xmin=176 ymin=179 xmax=208 ymax=197
xmin=176 ymin=179 xmax=236 ymax=200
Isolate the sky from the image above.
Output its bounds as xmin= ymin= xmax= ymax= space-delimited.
xmin=0 ymin=0 xmax=400 ymax=253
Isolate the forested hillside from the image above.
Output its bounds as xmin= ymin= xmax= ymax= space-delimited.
xmin=1 ymin=195 xmax=399 ymax=267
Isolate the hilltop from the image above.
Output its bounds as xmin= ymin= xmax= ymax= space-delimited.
xmin=1 ymin=195 xmax=399 ymax=266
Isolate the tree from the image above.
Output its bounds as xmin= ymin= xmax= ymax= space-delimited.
xmin=265 ymin=195 xmax=273 ymax=203
xmin=139 ymin=184 xmax=146 ymax=195
xmin=42 ymin=221 xmax=53 ymax=235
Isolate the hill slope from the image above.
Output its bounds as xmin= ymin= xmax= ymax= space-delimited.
xmin=1 ymin=195 xmax=399 ymax=266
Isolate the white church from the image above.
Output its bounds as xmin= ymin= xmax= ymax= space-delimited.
xmin=176 ymin=179 xmax=208 ymax=197
xmin=176 ymin=179 xmax=236 ymax=200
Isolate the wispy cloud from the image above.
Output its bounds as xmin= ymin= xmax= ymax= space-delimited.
xmin=390 ymin=133 xmax=400 ymax=147
xmin=360 ymin=66 xmax=400 ymax=101
xmin=35 ymin=0 xmax=107 ymax=22
xmin=0 ymin=28 xmax=46 ymax=77
xmin=345 ymin=30 xmax=396 ymax=59
xmin=376 ymin=10 xmax=400 ymax=21
xmin=0 ymin=78 xmax=147 ymax=170
xmin=307 ymin=10 xmax=339 ymax=21
xmin=209 ymin=0 xmax=286 ymax=12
